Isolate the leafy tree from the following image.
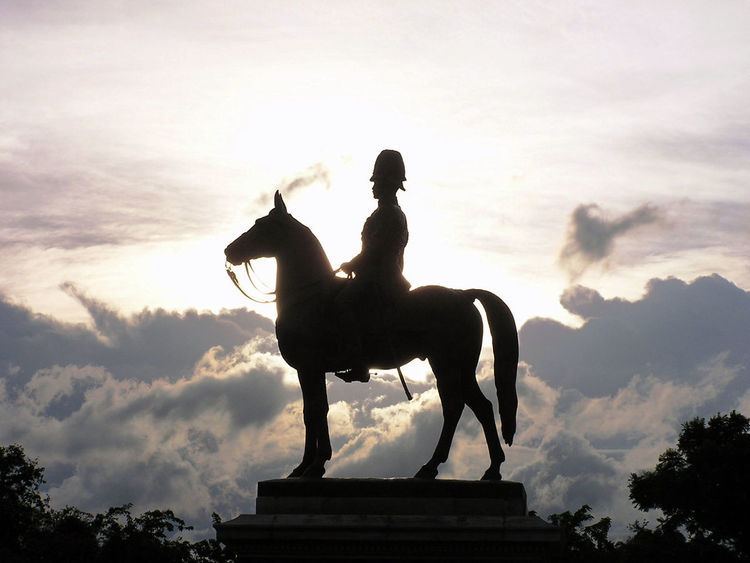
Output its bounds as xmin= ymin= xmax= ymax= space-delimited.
xmin=547 ymin=411 xmax=750 ymax=562
xmin=547 ymin=504 xmax=615 ymax=562
xmin=0 ymin=443 xmax=234 ymax=563
xmin=0 ymin=444 xmax=49 ymax=561
xmin=94 ymin=504 xmax=195 ymax=563
xmin=629 ymin=411 xmax=750 ymax=559
xmin=617 ymin=519 xmax=736 ymax=563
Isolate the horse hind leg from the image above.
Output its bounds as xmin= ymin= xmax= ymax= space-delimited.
xmin=288 ymin=419 xmax=316 ymax=478
xmin=415 ymin=364 xmax=464 ymax=479
xmin=463 ymin=375 xmax=505 ymax=481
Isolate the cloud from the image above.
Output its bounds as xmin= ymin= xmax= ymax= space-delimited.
xmin=1 ymin=1 xmax=749 ymax=540
xmin=628 ymin=126 xmax=750 ymax=170
xmin=0 ymin=284 xmax=274 ymax=385
xmin=559 ymin=203 xmax=662 ymax=280
xmin=256 ymin=162 xmax=331 ymax=206
xmin=512 ymin=430 xmax=620 ymax=515
xmin=508 ymin=273 xmax=750 ymax=531
xmin=280 ymin=162 xmax=331 ymax=195
xmin=0 ymin=336 xmax=298 ymax=535
xmin=1 ymin=273 xmax=749 ymax=540
xmin=0 ymin=286 xmax=463 ymax=534
xmin=329 ymin=389 xmax=445 ymax=478
xmin=521 ymin=274 xmax=750 ymax=396
xmin=0 ymin=134 xmax=219 ymax=250
xmin=502 ymin=350 xmax=744 ymax=533
xmin=595 ymin=200 xmax=750 ymax=272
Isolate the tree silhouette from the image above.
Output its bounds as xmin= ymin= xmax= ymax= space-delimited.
xmin=546 ymin=504 xmax=615 ymax=562
xmin=5 ymin=411 xmax=750 ymax=562
xmin=0 ymin=443 xmax=234 ymax=563
xmin=547 ymin=411 xmax=750 ymax=562
xmin=629 ymin=411 xmax=750 ymax=559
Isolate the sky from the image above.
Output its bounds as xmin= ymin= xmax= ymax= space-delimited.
xmin=1 ymin=0 xmax=749 ymax=539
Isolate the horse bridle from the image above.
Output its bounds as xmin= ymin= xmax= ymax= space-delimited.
xmin=225 ymin=259 xmax=329 ymax=305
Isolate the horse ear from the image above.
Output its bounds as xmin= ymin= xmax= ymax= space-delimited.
xmin=274 ymin=190 xmax=288 ymax=214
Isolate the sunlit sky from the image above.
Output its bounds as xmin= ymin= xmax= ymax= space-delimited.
xmin=3 ymin=0 xmax=748 ymax=327
xmin=2 ymin=1 xmax=750 ymax=538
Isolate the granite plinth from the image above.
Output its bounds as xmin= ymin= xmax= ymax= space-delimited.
xmin=257 ymin=478 xmax=527 ymax=516
xmin=216 ymin=479 xmax=561 ymax=562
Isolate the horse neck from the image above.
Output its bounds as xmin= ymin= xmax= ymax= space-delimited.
xmin=275 ymin=220 xmax=333 ymax=313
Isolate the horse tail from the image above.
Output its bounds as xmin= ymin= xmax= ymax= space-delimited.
xmin=463 ymin=289 xmax=518 ymax=446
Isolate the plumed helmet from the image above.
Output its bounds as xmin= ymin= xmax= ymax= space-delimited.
xmin=370 ymin=149 xmax=406 ymax=190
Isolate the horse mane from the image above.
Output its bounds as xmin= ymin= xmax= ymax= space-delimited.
xmin=287 ymin=215 xmax=335 ymax=277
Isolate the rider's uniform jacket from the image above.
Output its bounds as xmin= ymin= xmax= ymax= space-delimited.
xmin=349 ymin=198 xmax=410 ymax=295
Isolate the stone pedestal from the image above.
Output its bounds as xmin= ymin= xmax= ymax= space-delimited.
xmin=216 ymin=479 xmax=561 ymax=562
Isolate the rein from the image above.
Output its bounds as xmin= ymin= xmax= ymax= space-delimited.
xmin=225 ymin=260 xmax=276 ymax=304
xmin=225 ymin=260 xmax=326 ymax=306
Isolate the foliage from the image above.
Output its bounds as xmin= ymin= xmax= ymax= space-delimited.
xmin=629 ymin=411 xmax=750 ymax=558
xmin=547 ymin=411 xmax=750 ymax=562
xmin=0 ymin=443 xmax=49 ymax=561
xmin=615 ymin=519 xmax=737 ymax=563
xmin=547 ymin=504 xmax=615 ymax=562
xmin=0 ymin=444 xmax=234 ymax=563
xmin=5 ymin=410 xmax=750 ymax=562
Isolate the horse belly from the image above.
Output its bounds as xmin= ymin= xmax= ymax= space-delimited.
xmin=390 ymin=286 xmax=483 ymax=363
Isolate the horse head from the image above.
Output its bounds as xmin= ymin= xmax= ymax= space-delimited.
xmin=224 ymin=191 xmax=290 ymax=265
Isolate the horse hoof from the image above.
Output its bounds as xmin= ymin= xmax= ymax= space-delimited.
xmin=287 ymin=463 xmax=309 ymax=478
xmin=414 ymin=466 xmax=438 ymax=480
xmin=301 ymin=463 xmax=326 ymax=479
xmin=481 ymin=469 xmax=502 ymax=481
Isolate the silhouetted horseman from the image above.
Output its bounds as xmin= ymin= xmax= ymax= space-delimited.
xmin=224 ymin=155 xmax=518 ymax=480
xmin=336 ymin=150 xmax=411 ymax=382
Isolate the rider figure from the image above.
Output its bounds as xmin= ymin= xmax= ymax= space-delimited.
xmin=335 ymin=149 xmax=411 ymax=382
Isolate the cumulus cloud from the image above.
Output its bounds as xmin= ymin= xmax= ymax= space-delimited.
xmin=1 ymin=273 xmax=749 ymax=540
xmin=559 ymin=203 xmax=662 ymax=280
xmin=0 ymin=286 xmax=457 ymax=535
xmin=506 ymin=274 xmax=750 ymax=531
xmin=330 ymin=389 xmax=445 ymax=478
xmin=0 ymin=283 xmax=274 ymax=385
xmin=521 ymin=274 xmax=750 ymax=395
xmin=558 ymin=353 xmax=741 ymax=446
xmin=512 ymin=430 xmax=620 ymax=515
xmin=0 ymin=337 xmax=298 ymax=536
xmin=501 ymin=349 xmax=745 ymax=533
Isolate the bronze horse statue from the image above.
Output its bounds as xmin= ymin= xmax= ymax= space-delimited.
xmin=224 ymin=192 xmax=518 ymax=480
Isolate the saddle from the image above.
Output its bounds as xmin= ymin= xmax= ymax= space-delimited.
xmin=325 ymin=277 xmax=408 ymax=382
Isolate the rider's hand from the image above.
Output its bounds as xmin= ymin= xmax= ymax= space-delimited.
xmin=339 ymin=261 xmax=354 ymax=275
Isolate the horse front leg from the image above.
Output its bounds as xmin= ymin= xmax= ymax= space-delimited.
xmin=288 ymin=369 xmax=330 ymax=478
xmin=288 ymin=369 xmax=321 ymax=478
xmin=301 ymin=370 xmax=331 ymax=478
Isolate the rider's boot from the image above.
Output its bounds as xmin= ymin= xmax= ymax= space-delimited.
xmin=333 ymin=308 xmax=370 ymax=383
xmin=334 ymin=346 xmax=370 ymax=382
xmin=336 ymin=363 xmax=370 ymax=383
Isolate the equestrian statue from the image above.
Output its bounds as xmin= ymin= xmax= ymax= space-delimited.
xmin=224 ymin=150 xmax=518 ymax=480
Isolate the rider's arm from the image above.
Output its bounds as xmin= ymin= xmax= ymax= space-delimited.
xmin=347 ymin=209 xmax=407 ymax=273
xmin=339 ymin=253 xmax=362 ymax=275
